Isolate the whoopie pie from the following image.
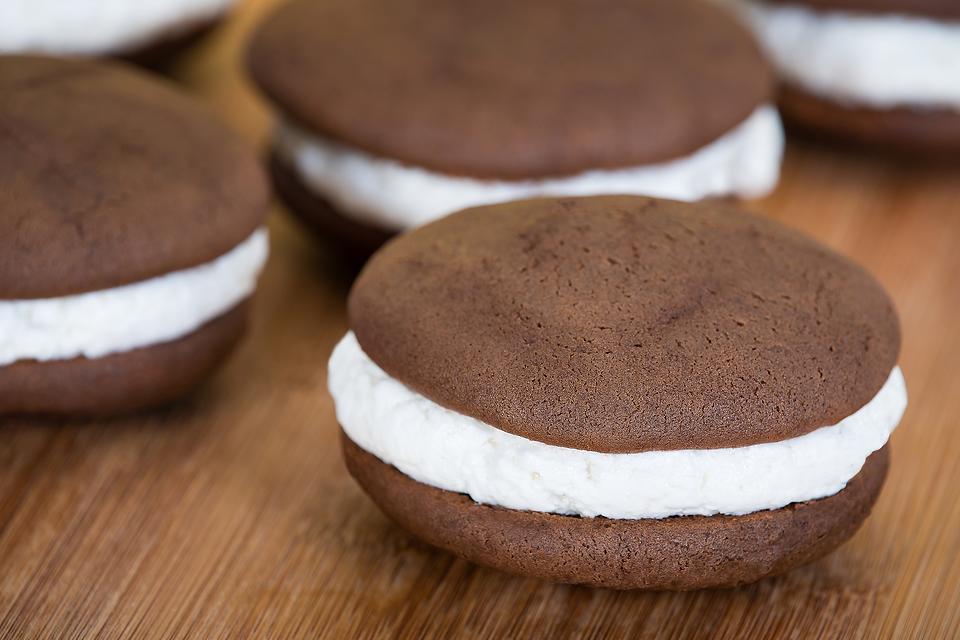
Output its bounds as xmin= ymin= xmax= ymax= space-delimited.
xmin=330 ymin=195 xmax=906 ymax=590
xmin=0 ymin=56 xmax=269 ymax=416
xmin=0 ymin=0 xmax=239 ymax=65
xmin=739 ymin=0 xmax=960 ymax=152
xmin=248 ymin=0 xmax=784 ymax=255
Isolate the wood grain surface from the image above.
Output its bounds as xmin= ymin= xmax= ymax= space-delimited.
xmin=1 ymin=1 xmax=958 ymax=637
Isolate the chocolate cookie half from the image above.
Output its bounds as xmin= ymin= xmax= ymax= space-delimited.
xmin=249 ymin=0 xmax=783 ymax=254
xmin=738 ymin=0 xmax=960 ymax=152
xmin=345 ymin=437 xmax=890 ymax=590
xmin=0 ymin=56 xmax=269 ymax=416
xmin=330 ymin=196 xmax=906 ymax=589
xmin=0 ymin=1 xmax=238 ymax=62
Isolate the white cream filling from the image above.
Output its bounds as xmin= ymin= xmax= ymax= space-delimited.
xmin=0 ymin=0 xmax=236 ymax=55
xmin=741 ymin=1 xmax=960 ymax=109
xmin=0 ymin=228 xmax=269 ymax=366
xmin=330 ymin=332 xmax=906 ymax=520
xmin=274 ymin=105 xmax=784 ymax=232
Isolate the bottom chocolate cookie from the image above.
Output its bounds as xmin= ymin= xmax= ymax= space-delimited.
xmin=343 ymin=433 xmax=889 ymax=590
xmin=0 ymin=303 xmax=247 ymax=417
xmin=779 ymin=85 xmax=960 ymax=154
xmin=119 ymin=17 xmax=221 ymax=69
xmin=269 ymin=152 xmax=394 ymax=260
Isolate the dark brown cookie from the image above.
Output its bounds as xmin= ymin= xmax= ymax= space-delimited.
xmin=119 ymin=17 xmax=221 ymax=69
xmin=779 ymin=85 xmax=960 ymax=154
xmin=248 ymin=0 xmax=772 ymax=179
xmin=0 ymin=304 xmax=246 ymax=416
xmin=269 ymin=152 xmax=391 ymax=258
xmin=350 ymin=196 xmax=900 ymax=453
xmin=0 ymin=55 xmax=268 ymax=299
xmin=343 ymin=434 xmax=889 ymax=590
xmin=762 ymin=0 xmax=960 ymax=20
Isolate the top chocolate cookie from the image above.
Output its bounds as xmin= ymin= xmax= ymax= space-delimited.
xmin=762 ymin=0 xmax=960 ymax=20
xmin=248 ymin=0 xmax=773 ymax=179
xmin=349 ymin=196 xmax=900 ymax=453
xmin=0 ymin=55 xmax=268 ymax=299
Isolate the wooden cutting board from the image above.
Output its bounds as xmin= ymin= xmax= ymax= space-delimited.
xmin=0 ymin=1 xmax=957 ymax=637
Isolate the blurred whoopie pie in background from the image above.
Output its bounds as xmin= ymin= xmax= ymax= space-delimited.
xmin=330 ymin=195 xmax=905 ymax=589
xmin=738 ymin=0 xmax=960 ymax=152
xmin=0 ymin=0 xmax=240 ymax=65
xmin=0 ymin=56 xmax=269 ymax=416
xmin=248 ymin=0 xmax=784 ymax=256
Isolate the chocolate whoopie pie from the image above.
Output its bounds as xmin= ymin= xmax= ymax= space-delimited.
xmin=0 ymin=0 xmax=238 ymax=65
xmin=0 ymin=56 xmax=269 ymax=416
xmin=248 ymin=0 xmax=784 ymax=256
xmin=329 ymin=196 xmax=907 ymax=590
xmin=739 ymin=0 xmax=960 ymax=152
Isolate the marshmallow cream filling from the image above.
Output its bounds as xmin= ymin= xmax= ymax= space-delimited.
xmin=330 ymin=332 xmax=907 ymax=520
xmin=0 ymin=228 xmax=269 ymax=367
xmin=274 ymin=105 xmax=784 ymax=232
xmin=741 ymin=1 xmax=960 ymax=109
xmin=0 ymin=0 xmax=235 ymax=55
